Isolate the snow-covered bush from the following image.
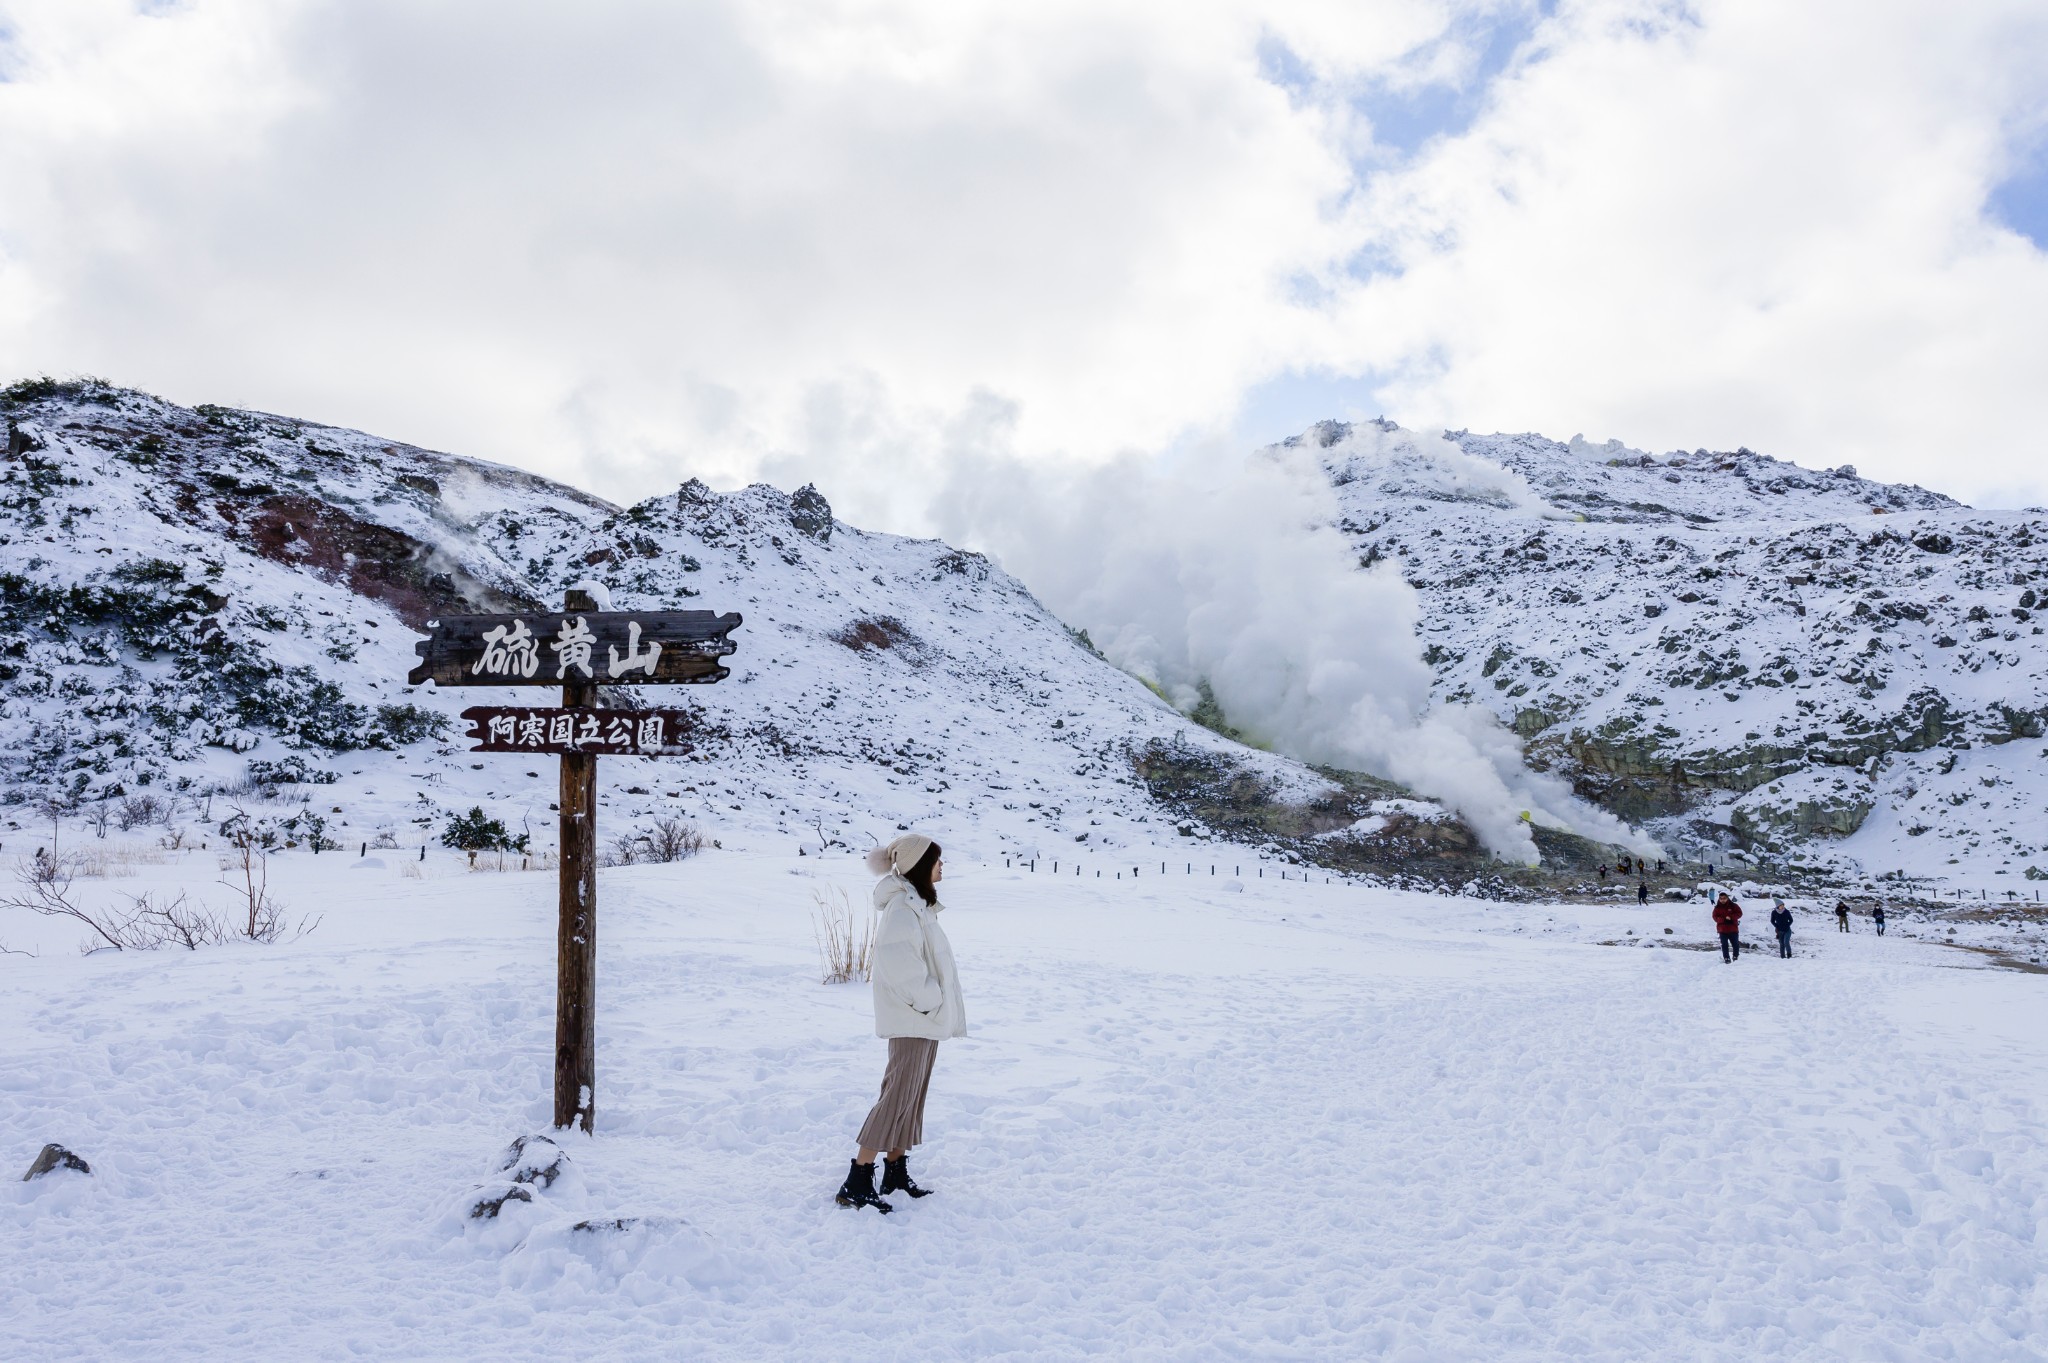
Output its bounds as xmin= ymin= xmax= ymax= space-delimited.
xmin=441 ymin=807 xmax=528 ymax=863
xmin=246 ymin=757 xmax=339 ymax=789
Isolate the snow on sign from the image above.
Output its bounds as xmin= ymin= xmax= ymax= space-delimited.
xmin=460 ymin=706 xmax=699 ymax=756
xmin=406 ymin=610 xmax=743 ymax=687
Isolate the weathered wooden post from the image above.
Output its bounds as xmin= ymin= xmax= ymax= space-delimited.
xmin=408 ymin=594 xmax=742 ymax=1135
xmin=556 ymin=587 xmax=599 ymax=1132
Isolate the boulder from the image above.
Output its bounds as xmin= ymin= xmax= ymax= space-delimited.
xmin=469 ymin=1133 xmax=570 ymax=1219
xmin=495 ymin=1133 xmax=567 ymax=1190
xmin=468 ymin=1183 xmax=534 ymax=1220
xmin=22 ymin=1143 xmax=90 ymax=1180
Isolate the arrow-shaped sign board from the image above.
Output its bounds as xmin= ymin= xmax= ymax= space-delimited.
xmin=407 ymin=610 xmax=742 ymax=687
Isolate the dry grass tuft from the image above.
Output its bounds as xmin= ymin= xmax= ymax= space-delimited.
xmin=811 ymin=885 xmax=872 ymax=985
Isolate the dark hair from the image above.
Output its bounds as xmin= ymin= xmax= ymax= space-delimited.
xmin=903 ymin=842 xmax=942 ymax=906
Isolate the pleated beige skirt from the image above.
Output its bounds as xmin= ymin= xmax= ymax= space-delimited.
xmin=857 ymin=1037 xmax=939 ymax=1152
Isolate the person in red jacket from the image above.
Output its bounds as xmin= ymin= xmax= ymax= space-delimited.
xmin=1712 ymin=892 xmax=1743 ymax=962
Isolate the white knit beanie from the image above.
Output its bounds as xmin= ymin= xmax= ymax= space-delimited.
xmin=865 ymin=833 xmax=934 ymax=877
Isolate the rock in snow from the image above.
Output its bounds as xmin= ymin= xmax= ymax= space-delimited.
xmin=21 ymin=1143 xmax=90 ymax=1181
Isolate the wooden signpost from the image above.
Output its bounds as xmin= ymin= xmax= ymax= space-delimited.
xmin=410 ymin=591 xmax=743 ymax=1132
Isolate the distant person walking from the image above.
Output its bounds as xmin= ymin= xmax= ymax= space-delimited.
xmin=834 ymin=834 xmax=967 ymax=1214
xmin=1835 ymin=900 xmax=1851 ymax=932
xmin=1872 ymin=903 xmax=1887 ymax=937
xmin=1770 ymin=899 xmax=1794 ymax=958
xmin=1713 ymin=892 xmax=1743 ymax=963
xmin=1637 ymin=880 xmax=1650 ymax=905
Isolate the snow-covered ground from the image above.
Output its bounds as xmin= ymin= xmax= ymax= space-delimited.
xmin=5 ymin=843 xmax=2046 ymax=1360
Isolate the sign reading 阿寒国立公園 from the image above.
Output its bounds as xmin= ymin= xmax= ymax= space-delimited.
xmin=407 ymin=611 xmax=742 ymax=688
xmin=459 ymin=706 xmax=700 ymax=756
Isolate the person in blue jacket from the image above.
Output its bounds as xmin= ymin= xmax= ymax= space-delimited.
xmin=1769 ymin=899 xmax=1794 ymax=958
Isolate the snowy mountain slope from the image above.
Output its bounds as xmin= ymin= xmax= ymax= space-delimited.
xmin=0 ymin=380 xmax=1490 ymax=875
xmin=1290 ymin=420 xmax=2048 ymax=883
xmin=0 ymin=380 xmax=610 ymax=793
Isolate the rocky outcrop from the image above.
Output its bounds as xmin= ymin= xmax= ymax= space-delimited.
xmin=1131 ymin=740 xmax=1484 ymax=871
xmin=789 ymin=483 xmax=833 ymax=542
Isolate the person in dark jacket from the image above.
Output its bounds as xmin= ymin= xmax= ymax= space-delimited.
xmin=1770 ymin=899 xmax=1794 ymax=958
xmin=1835 ymin=900 xmax=1851 ymax=932
xmin=1713 ymin=893 xmax=1743 ymax=962
xmin=1637 ymin=880 xmax=1650 ymax=905
xmin=1872 ymin=902 xmax=1887 ymax=936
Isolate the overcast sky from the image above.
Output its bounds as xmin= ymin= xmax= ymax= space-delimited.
xmin=3 ymin=0 xmax=2046 ymax=529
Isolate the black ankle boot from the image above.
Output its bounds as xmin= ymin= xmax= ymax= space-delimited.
xmin=880 ymin=1155 xmax=932 ymax=1198
xmin=834 ymin=1160 xmax=892 ymax=1213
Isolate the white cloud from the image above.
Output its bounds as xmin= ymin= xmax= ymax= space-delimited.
xmin=0 ymin=0 xmax=1465 ymax=525
xmin=1319 ymin=0 xmax=2048 ymax=506
xmin=2 ymin=1 xmax=2041 ymax=514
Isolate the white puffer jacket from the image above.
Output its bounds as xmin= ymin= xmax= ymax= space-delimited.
xmin=869 ymin=873 xmax=967 ymax=1041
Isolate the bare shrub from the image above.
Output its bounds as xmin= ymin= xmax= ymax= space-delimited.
xmin=3 ymin=850 xmax=302 ymax=952
xmin=218 ymin=807 xmax=319 ymax=943
xmin=158 ymin=826 xmax=190 ymax=851
xmin=117 ymin=794 xmax=165 ymax=831
xmin=33 ymin=793 xmax=77 ymax=851
xmin=604 ymin=816 xmax=704 ymax=867
xmin=811 ymin=886 xmax=871 ymax=985
xmin=807 ymin=814 xmax=848 ymax=855
xmin=642 ymin=816 xmax=703 ymax=863
xmin=86 ymin=799 xmax=115 ymax=839
xmin=4 ymin=852 xmax=145 ymax=952
xmin=134 ymin=891 xmax=228 ymax=950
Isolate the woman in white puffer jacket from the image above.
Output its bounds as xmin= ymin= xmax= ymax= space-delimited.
xmin=833 ymin=833 xmax=966 ymax=1213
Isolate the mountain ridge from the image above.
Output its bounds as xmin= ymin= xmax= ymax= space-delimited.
xmin=1288 ymin=419 xmax=2048 ymax=885
xmin=8 ymin=375 xmax=2036 ymax=890
xmin=2 ymin=378 xmax=1535 ymax=888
